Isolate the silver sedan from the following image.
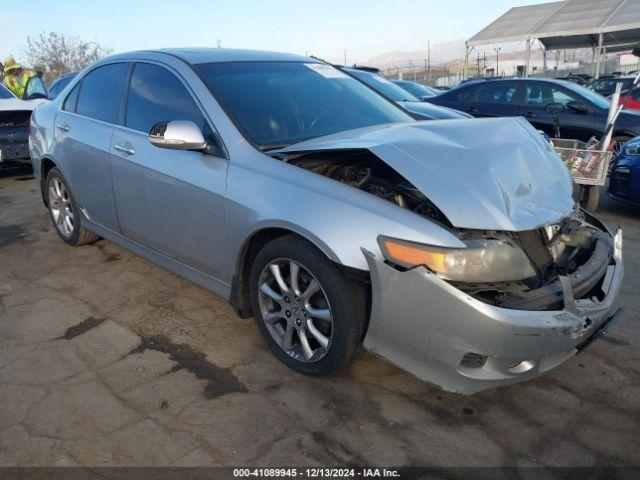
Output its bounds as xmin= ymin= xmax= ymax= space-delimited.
xmin=29 ymin=49 xmax=624 ymax=394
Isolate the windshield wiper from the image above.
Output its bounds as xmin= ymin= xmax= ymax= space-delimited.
xmin=259 ymin=144 xmax=292 ymax=152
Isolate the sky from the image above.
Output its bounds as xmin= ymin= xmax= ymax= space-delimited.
xmin=0 ymin=0 xmax=551 ymax=65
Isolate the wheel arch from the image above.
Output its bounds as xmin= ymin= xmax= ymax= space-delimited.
xmin=39 ymin=156 xmax=58 ymax=206
xmin=612 ymin=130 xmax=637 ymax=140
xmin=229 ymin=225 xmax=368 ymax=319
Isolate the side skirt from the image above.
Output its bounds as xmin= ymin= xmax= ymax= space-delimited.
xmin=83 ymin=219 xmax=232 ymax=300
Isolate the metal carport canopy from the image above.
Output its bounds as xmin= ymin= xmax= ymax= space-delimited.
xmin=467 ymin=0 xmax=640 ymax=50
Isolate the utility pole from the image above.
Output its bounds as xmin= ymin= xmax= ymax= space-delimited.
xmin=343 ymin=50 xmax=347 ymax=67
xmin=216 ymin=38 xmax=222 ymax=48
xmin=427 ymin=40 xmax=431 ymax=85
xmin=494 ymin=47 xmax=501 ymax=76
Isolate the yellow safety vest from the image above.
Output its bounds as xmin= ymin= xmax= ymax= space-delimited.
xmin=4 ymin=71 xmax=34 ymax=99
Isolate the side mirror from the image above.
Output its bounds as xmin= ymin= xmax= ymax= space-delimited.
xmin=149 ymin=120 xmax=207 ymax=151
xmin=545 ymin=102 xmax=564 ymax=114
xmin=566 ymin=100 xmax=588 ymax=113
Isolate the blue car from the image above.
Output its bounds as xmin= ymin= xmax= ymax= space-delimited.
xmin=608 ymin=136 xmax=640 ymax=206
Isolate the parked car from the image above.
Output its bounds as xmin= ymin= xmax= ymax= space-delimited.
xmin=391 ymin=79 xmax=439 ymax=100
xmin=345 ymin=68 xmax=470 ymax=120
xmin=48 ymin=72 xmax=78 ymax=100
xmin=30 ymin=49 xmax=623 ymax=394
xmin=0 ymin=83 xmax=48 ymax=169
xmin=608 ymin=136 xmax=640 ymax=206
xmin=619 ymin=87 xmax=640 ymax=111
xmin=427 ymin=78 xmax=640 ymax=151
xmin=433 ymin=86 xmax=451 ymax=91
xmin=588 ymin=76 xmax=635 ymax=97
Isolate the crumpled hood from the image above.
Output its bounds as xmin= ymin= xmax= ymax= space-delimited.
xmin=274 ymin=117 xmax=574 ymax=231
xmin=398 ymin=100 xmax=471 ymax=120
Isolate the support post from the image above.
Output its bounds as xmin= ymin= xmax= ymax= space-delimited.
xmin=542 ymin=47 xmax=547 ymax=76
xmin=594 ymin=33 xmax=604 ymax=80
xmin=463 ymin=42 xmax=470 ymax=80
xmin=525 ymin=38 xmax=532 ymax=77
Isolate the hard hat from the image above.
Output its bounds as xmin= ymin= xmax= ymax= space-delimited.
xmin=3 ymin=56 xmax=22 ymax=72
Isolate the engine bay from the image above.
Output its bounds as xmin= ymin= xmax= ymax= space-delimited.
xmin=276 ymin=149 xmax=451 ymax=226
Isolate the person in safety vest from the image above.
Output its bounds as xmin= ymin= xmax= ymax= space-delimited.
xmin=2 ymin=56 xmax=36 ymax=99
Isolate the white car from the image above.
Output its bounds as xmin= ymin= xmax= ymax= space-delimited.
xmin=0 ymin=79 xmax=48 ymax=168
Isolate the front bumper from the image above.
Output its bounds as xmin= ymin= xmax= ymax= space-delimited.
xmin=362 ymin=228 xmax=624 ymax=395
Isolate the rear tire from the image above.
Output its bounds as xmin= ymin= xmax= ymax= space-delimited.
xmin=249 ymin=235 xmax=366 ymax=377
xmin=45 ymin=167 xmax=100 ymax=246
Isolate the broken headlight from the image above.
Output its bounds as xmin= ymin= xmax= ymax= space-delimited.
xmin=378 ymin=236 xmax=537 ymax=283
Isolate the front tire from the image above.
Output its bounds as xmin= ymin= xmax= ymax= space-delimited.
xmin=45 ymin=167 xmax=100 ymax=246
xmin=249 ymin=235 xmax=366 ymax=377
xmin=580 ymin=185 xmax=600 ymax=212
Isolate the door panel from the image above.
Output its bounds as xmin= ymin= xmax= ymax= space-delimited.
xmin=52 ymin=62 xmax=129 ymax=231
xmin=518 ymin=82 xmax=597 ymax=141
xmin=54 ymin=111 xmax=119 ymax=231
xmin=109 ymin=62 xmax=228 ymax=280
xmin=110 ymin=129 xmax=228 ymax=278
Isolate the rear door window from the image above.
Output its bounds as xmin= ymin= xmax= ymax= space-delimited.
xmin=75 ymin=63 xmax=128 ymax=124
xmin=475 ymin=83 xmax=518 ymax=104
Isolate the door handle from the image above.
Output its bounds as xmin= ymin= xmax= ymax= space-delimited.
xmin=114 ymin=143 xmax=135 ymax=155
xmin=523 ymin=111 xmax=537 ymax=118
xmin=56 ymin=122 xmax=70 ymax=132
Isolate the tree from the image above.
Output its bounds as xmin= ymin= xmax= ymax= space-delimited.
xmin=24 ymin=31 xmax=112 ymax=84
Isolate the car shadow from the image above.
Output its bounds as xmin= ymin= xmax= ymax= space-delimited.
xmin=0 ymin=164 xmax=34 ymax=180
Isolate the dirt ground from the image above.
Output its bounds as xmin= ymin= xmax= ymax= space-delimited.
xmin=0 ymin=167 xmax=638 ymax=468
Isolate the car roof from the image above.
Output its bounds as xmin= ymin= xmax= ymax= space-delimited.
xmin=105 ymin=48 xmax=314 ymax=66
xmin=459 ymin=77 xmax=577 ymax=87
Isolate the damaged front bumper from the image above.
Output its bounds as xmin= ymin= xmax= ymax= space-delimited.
xmin=362 ymin=228 xmax=624 ymax=395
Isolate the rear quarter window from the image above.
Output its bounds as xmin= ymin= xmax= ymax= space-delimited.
xmin=63 ymin=83 xmax=81 ymax=112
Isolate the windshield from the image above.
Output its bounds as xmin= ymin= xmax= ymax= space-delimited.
xmin=393 ymin=81 xmax=436 ymax=98
xmin=562 ymin=81 xmax=611 ymax=109
xmin=196 ymin=61 xmax=412 ymax=149
xmin=346 ymin=69 xmax=419 ymax=102
xmin=0 ymin=84 xmax=15 ymax=99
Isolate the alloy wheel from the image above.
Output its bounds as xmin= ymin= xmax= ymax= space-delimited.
xmin=48 ymin=178 xmax=74 ymax=238
xmin=258 ymin=258 xmax=333 ymax=362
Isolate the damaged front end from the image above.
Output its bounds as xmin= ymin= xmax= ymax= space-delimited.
xmin=270 ymin=118 xmax=624 ymax=393
xmin=446 ymin=209 xmax=616 ymax=312
xmin=364 ymin=215 xmax=623 ymax=395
